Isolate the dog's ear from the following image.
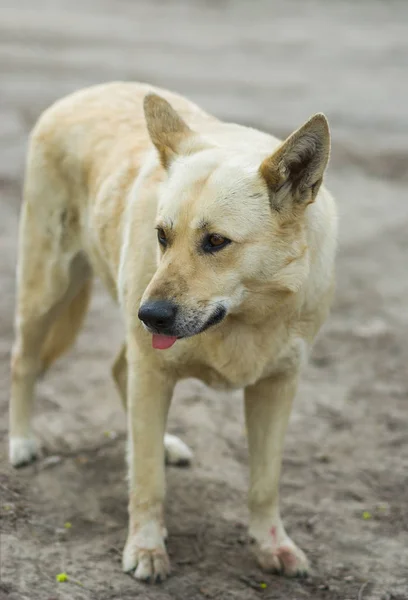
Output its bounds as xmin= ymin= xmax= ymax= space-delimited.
xmin=260 ymin=114 xmax=330 ymax=209
xmin=144 ymin=94 xmax=203 ymax=169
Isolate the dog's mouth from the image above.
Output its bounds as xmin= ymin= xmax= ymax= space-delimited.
xmin=197 ymin=305 xmax=226 ymax=334
xmin=146 ymin=305 xmax=227 ymax=351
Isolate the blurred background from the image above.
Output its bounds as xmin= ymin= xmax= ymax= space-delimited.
xmin=1 ymin=2 xmax=407 ymax=599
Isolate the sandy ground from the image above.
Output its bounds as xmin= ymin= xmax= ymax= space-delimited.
xmin=1 ymin=1 xmax=408 ymax=599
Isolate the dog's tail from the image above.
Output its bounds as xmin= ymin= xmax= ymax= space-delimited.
xmin=40 ymin=279 xmax=92 ymax=372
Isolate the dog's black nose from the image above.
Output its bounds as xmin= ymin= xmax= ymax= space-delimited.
xmin=138 ymin=300 xmax=178 ymax=331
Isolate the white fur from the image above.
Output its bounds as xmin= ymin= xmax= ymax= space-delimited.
xmin=164 ymin=433 xmax=193 ymax=465
xmin=9 ymin=436 xmax=38 ymax=467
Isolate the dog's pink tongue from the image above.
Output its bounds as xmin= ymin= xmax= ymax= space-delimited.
xmin=152 ymin=334 xmax=177 ymax=350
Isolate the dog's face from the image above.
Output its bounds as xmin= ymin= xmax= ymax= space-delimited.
xmin=139 ymin=95 xmax=330 ymax=348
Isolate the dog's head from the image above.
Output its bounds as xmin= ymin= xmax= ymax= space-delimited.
xmin=139 ymin=94 xmax=330 ymax=349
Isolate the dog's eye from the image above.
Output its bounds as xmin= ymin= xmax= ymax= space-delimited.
xmin=209 ymin=234 xmax=226 ymax=247
xmin=157 ymin=227 xmax=167 ymax=247
xmin=203 ymin=234 xmax=231 ymax=253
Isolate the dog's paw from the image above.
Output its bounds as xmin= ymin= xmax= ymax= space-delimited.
xmin=123 ymin=522 xmax=170 ymax=584
xmin=256 ymin=537 xmax=309 ymax=577
xmin=9 ymin=436 xmax=38 ymax=467
xmin=250 ymin=521 xmax=309 ymax=578
xmin=123 ymin=547 xmax=170 ymax=583
xmin=164 ymin=433 xmax=193 ymax=466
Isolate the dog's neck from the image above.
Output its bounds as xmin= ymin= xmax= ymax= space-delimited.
xmin=221 ymin=287 xmax=301 ymax=332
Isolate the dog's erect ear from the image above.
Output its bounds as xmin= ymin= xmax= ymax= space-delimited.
xmin=144 ymin=94 xmax=202 ymax=169
xmin=260 ymin=114 xmax=330 ymax=209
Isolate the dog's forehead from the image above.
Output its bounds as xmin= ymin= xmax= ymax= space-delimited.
xmin=158 ymin=153 xmax=271 ymax=233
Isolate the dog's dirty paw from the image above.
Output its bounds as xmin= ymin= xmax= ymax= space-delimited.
xmin=123 ymin=523 xmax=170 ymax=583
xmin=250 ymin=521 xmax=309 ymax=578
xmin=128 ymin=548 xmax=170 ymax=583
xmin=164 ymin=433 xmax=193 ymax=466
xmin=256 ymin=538 xmax=309 ymax=578
xmin=9 ymin=436 xmax=38 ymax=467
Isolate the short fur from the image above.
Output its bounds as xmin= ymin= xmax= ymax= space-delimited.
xmin=9 ymin=82 xmax=337 ymax=582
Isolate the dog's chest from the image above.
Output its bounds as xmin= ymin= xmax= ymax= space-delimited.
xmin=187 ymin=331 xmax=306 ymax=391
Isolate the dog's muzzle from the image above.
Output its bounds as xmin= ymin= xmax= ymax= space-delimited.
xmin=138 ymin=300 xmax=227 ymax=338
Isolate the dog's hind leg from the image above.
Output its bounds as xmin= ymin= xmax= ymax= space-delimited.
xmin=112 ymin=343 xmax=193 ymax=466
xmin=9 ymin=145 xmax=92 ymax=467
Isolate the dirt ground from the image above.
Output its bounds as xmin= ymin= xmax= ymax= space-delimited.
xmin=1 ymin=1 xmax=408 ymax=599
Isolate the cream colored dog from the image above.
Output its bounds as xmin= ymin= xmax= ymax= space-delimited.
xmin=9 ymin=82 xmax=337 ymax=583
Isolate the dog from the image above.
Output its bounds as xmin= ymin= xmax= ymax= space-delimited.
xmin=9 ymin=82 xmax=337 ymax=583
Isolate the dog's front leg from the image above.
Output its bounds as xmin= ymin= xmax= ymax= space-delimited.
xmin=122 ymin=342 xmax=174 ymax=583
xmin=244 ymin=373 xmax=309 ymax=578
